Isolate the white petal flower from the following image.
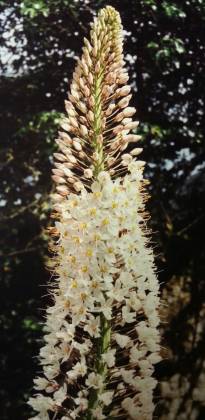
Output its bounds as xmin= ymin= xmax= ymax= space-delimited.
xmin=147 ymin=352 xmax=162 ymax=364
xmin=74 ymin=396 xmax=88 ymax=411
xmin=91 ymin=406 xmax=106 ymax=419
xmin=122 ymin=305 xmax=136 ymax=323
xmin=28 ymin=395 xmax=54 ymax=413
xmin=127 ymin=292 xmax=142 ymax=311
xmin=97 ymin=171 xmax=111 ymax=184
xmin=84 ymin=315 xmax=101 ymax=337
xmin=99 ymin=391 xmax=114 ymax=405
xmin=102 ymin=349 xmax=116 ymax=367
xmin=53 ymin=385 xmax=67 ymax=404
xmin=129 ymin=346 xmax=147 ymax=364
xmin=121 ymin=369 xmax=135 ymax=385
xmin=114 ymin=333 xmax=130 ymax=348
xmin=44 ymin=363 xmax=60 ymax=380
xmin=86 ymin=372 xmax=104 ymax=390
xmin=121 ymin=397 xmax=143 ymax=419
xmin=68 ymin=359 xmax=87 ymax=379
xmin=33 ymin=377 xmax=51 ymax=391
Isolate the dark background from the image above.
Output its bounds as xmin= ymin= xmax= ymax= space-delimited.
xmin=0 ymin=0 xmax=205 ymax=419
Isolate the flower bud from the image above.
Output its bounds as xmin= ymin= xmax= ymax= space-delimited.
xmin=67 ymin=154 xmax=77 ymax=164
xmin=116 ymin=85 xmax=131 ymax=97
xmin=130 ymin=147 xmax=143 ymax=156
xmin=118 ymin=95 xmax=132 ymax=109
xmin=122 ymin=107 xmax=136 ymax=118
xmin=73 ymin=181 xmax=84 ymax=191
xmin=80 ymin=125 xmax=88 ymax=137
xmin=73 ymin=140 xmax=82 ymax=151
xmin=123 ymin=121 xmax=139 ymax=130
xmin=56 ymin=185 xmax=69 ymax=195
xmin=84 ymin=169 xmax=93 ymax=178
xmin=52 ymin=175 xmax=66 ymax=184
xmin=121 ymin=153 xmax=133 ymax=165
xmin=53 ymin=153 xmax=67 ymax=162
xmin=117 ymin=72 xmax=129 ymax=84
xmin=62 ymin=167 xmax=73 ymax=177
xmin=123 ymin=134 xmax=142 ymax=143
xmin=52 ymin=169 xmax=64 ymax=176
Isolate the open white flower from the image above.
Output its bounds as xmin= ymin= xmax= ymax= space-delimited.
xmin=102 ymin=349 xmax=116 ymax=367
xmin=84 ymin=315 xmax=101 ymax=338
xmin=68 ymin=359 xmax=87 ymax=379
xmin=114 ymin=333 xmax=130 ymax=348
xmin=53 ymin=385 xmax=67 ymax=405
xmin=99 ymin=390 xmax=114 ymax=406
xmin=86 ymin=373 xmax=104 ymax=390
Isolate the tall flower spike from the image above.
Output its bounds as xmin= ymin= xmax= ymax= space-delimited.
xmin=52 ymin=6 xmax=142 ymax=204
xmin=29 ymin=6 xmax=161 ymax=420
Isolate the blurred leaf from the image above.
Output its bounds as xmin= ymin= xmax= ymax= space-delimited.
xmin=20 ymin=0 xmax=49 ymax=17
xmin=162 ymin=1 xmax=186 ymax=18
xmin=22 ymin=318 xmax=42 ymax=331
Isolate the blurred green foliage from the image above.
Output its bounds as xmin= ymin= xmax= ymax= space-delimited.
xmin=162 ymin=2 xmax=186 ymax=18
xmin=0 ymin=0 xmax=205 ymax=419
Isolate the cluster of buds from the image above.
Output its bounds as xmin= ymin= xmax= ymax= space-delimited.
xmin=51 ymin=5 xmax=142 ymax=203
xmin=29 ymin=6 xmax=161 ymax=420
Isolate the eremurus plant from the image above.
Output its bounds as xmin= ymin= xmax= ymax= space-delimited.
xmin=28 ymin=6 xmax=161 ymax=420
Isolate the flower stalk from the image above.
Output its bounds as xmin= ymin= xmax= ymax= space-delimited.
xmin=87 ymin=315 xmax=110 ymax=418
xmin=28 ymin=6 xmax=161 ymax=420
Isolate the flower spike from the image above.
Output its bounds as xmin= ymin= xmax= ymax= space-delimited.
xmin=29 ymin=6 xmax=161 ymax=420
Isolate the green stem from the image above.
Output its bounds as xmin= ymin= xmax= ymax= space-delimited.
xmin=85 ymin=61 xmax=111 ymax=420
xmin=86 ymin=315 xmax=111 ymax=419
xmin=92 ymin=68 xmax=104 ymax=177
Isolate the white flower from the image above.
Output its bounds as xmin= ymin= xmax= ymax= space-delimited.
xmin=68 ymin=359 xmax=87 ymax=379
xmin=114 ymin=333 xmax=130 ymax=348
xmin=44 ymin=363 xmax=60 ymax=380
xmin=147 ymin=352 xmax=161 ymax=364
xmin=121 ymin=397 xmax=143 ymax=419
xmin=127 ymin=292 xmax=142 ymax=311
xmin=28 ymin=395 xmax=54 ymax=413
xmin=86 ymin=372 xmax=104 ymax=390
xmin=107 ymin=281 xmax=125 ymax=302
xmin=74 ymin=396 xmax=88 ymax=411
xmin=102 ymin=349 xmax=116 ymax=367
xmin=138 ymin=391 xmax=155 ymax=411
xmin=140 ymin=376 xmax=157 ymax=392
xmin=122 ymin=305 xmax=136 ymax=323
xmin=99 ymin=390 xmax=114 ymax=405
xmin=33 ymin=377 xmax=51 ymax=391
xmin=56 ymin=323 xmax=75 ymax=343
xmin=139 ymin=359 xmax=154 ymax=377
xmin=143 ymin=293 xmax=160 ymax=317
xmin=121 ymin=369 xmax=135 ymax=385
xmin=73 ymin=339 xmax=91 ymax=355
xmin=84 ymin=315 xmax=101 ymax=337
xmin=97 ymin=171 xmax=111 ymax=184
xmin=53 ymin=385 xmax=67 ymax=404
xmin=118 ymin=271 xmax=135 ymax=288
xmin=91 ymin=406 xmax=106 ymax=419
xmin=129 ymin=346 xmax=147 ymax=364
xmin=97 ymin=299 xmax=113 ymax=320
